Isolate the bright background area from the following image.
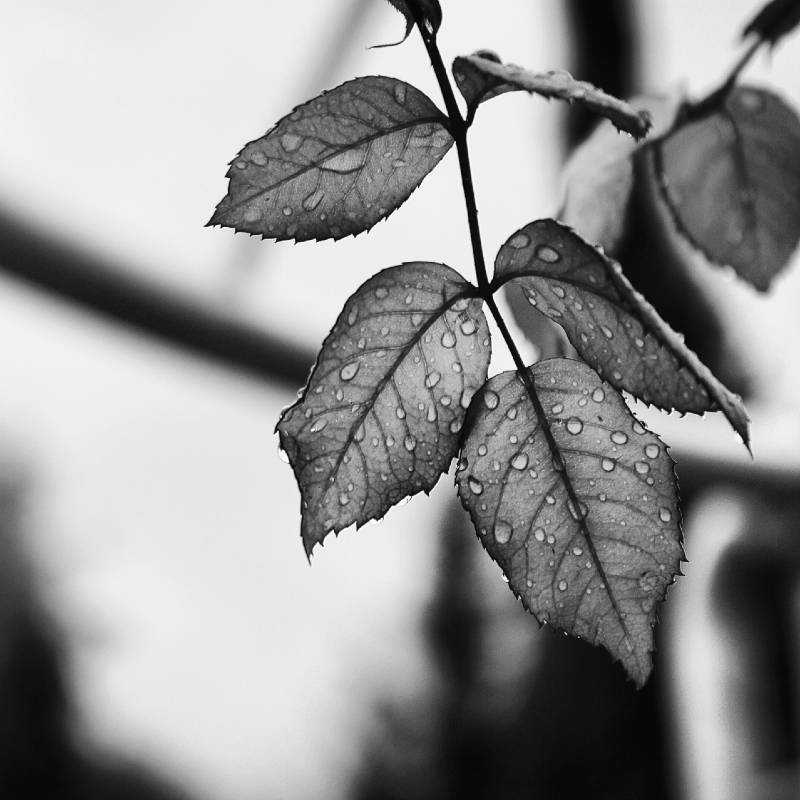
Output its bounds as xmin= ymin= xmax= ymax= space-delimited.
xmin=0 ymin=2 xmax=799 ymax=799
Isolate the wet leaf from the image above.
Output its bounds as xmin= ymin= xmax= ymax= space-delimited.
xmin=209 ymin=77 xmax=453 ymax=242
xmin=492 ymin=219 xmax=750 ymax=447
xmin=381 ymin=0 xmax=442 ymax=46
xmin=452 ymin=53 xmax=652 ymax=138
xmin=656 ymin=85 xmax=800 ymax=291
xmin=277 ymin=262 xmax=490 ymax=555
xmin=456 ymin=358 xmax=683 ymax=686
xmin=742 ymin=0 xmax=800 ymax=45
xmin=559 ymin=92 xmax=683 ymax=252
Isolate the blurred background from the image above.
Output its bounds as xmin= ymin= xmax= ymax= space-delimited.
xmin=1 ymin=1 xmax=800 ymax=798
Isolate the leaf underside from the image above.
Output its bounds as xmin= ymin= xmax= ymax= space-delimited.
xmin=456 ymin=358 xmax=683 ymax=686
xmin=381 ymin=0 xmax=442 ymax=45
xmin=277 ymin=262 xmax=491 ymax=555
xmin=209 ymin=76 xmax=453 ymax=242
xmin=742 ymin=0 xmax=800 ymax=44
xmin=452 ymin=53 xmax=652 ymax=139
xmin=656 ymin=85 xmax=800 ymax=291
xmin=493 ymin=219 xmax=750 ymax=446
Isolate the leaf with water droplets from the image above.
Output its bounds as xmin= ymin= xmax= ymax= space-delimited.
xmin=493 ymin=218 xmax=750 ymax=447
xmin=277 ymin=262 xmax=490 ymax=555
xmin=742 ymin=0 xmax=800 ymax=45
xmin=655 ymin=85 xmax=800 ymax=291
xmin=456 ymin=358 xmax=683 ymax=686
xmin=209 ymin=76 xmax=453 ymax=241
xmin=380 ymin=0 xmax=442 ymax=46
xmin=451 ymin=53 xmax=651 ymax=138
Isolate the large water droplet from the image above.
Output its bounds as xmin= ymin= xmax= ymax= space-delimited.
xmin=340 ymin=362 xmax=360 ymax=381
xmin=610 ymin=430 xmax=628 ymax=445
xmin=321 ymin=147 xmax=367 ymax=173
xmin=591 ymin=388 xmax=605 ymax=403
xmin=645 ymin=443 xmax=660 ymax=459
xmin=460 ymin=319 xmax=477 ymax=336
xmin=483 ymin=391 xmax=500 ymax=410
xmin=601 ymin=457 xmax=615 ymax=472
xmin=494 ymin=520 xmax=513 ymax=544
xmin=566 ymin=417 xmax=583 ymax=435
xmin=536 ymin=245 xmax=560 ymax=263
xmin=468 ymin=476 xmax=484 ymax=495
xmin=441 ymin=330 xmax=456 ymax=349
xmin=511 ymin=452 xmax=528 ymax=470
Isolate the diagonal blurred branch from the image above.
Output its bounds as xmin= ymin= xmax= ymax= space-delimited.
xmin=0 ymin=206 xmax=315 ymax=388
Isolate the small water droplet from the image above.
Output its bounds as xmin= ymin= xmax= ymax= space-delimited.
xmin=483 ymin=391 xmax=500 ymax=410
xmin=321 ymin=148 xmax=368 ymax=172
xmin=347 ymin=308 xmax=358 ymax=326
xmin=477 ymin=444 xmax=488 ymax=456
xmin=393 ymin=83 xmax=407 ymax=104
xmin=460 ymin=388 xmax=475 ymax=409
xmin=572 ymin=545 xmax=583 ymax=556
xmin=495 ymin=520 xmax=513 ymax=544
xmin=457 ymin=457 xmax=468 ymax=472
xmin=460 ymin=319 xmax=477 ymax=336
xmin=302 ymin=189 xmax=325 ymax=211
xmin=550 ymin=403 xmax=564 ymax=415
xmin=250 ymin=150 xmax=268 ymax=166
xmin=534 ymin=528 xmax=546 ymax=542
xmin=506 ymin=405 xmax=518 ymax=420
xmin=591 ymin=388 xmax=605 ymax=403
xmin=282 ymin=206 xmax=293 ymax=216
xmin=536 ymin=245 xmax=561 ymax=263
xmin=339 ymin=492 xmax=350 ymax=506
xmin=441 ymin=330 xmax=457 ymax=348
xmin=551 ymin=285 xmax=566 ymax=299
xmin=411 ymin=313 xmax=424 ymax=326
xmin=375 ymin=287 xmax=389 ymax=299
xmin=545 ymin=494 xmax=556 ymax=505
xmin=340 ymin=362 xmax=360 ymax=381
xmin=547 ymin=534 xmax=556 ymax=545
xmin=610 ymin=430 xmax=628 ymax=445
xmin=385 ymin=435 xmax=395 ymax=447
xmin=280 ymin=133 xmax=303 ymax=152
xmin=451 ymin=298 xmax=470 ymax=312
xmin=601 ymin=458 xmax=615 ymax=472
xmin=404 ymin=435 xmax=417 ymax=451
xmin=468 ymin=476 xmax=484 ymax=495
xmin=427 ymin=405 xmax=437 ymax=422
xmin=600 ymin=325 xmax=614 ymax=339
xmin=634 ymin=461 xmax=650 ymax=475
xmin=632 ymin=421 xmax=646 ymax=435
xmin=354 ymin=425 xmax=365 ymax=442
xmin=659 ymin=507 xmax=672 ymax=523
xmin=511 ymin=452 xmax=528 ymax=470
xmin=243 ymin=207 xmax=261 ymax=223
xmin=558 ymin=579 xmax=568 ymax=592
xmin=566 ymin=417 xmax=583 ymax=435
xmin=440 ymin=396 xmax=452 ymax=407
xmin=449 ymin=419 xmax=463 ymax=434
xmin=567 ymin=499 xmax=587 ymax=521
xmin=645 ymin=443 xmax=660 ymax=459
xmin=395 ymin=407 xmax=406 ymax=420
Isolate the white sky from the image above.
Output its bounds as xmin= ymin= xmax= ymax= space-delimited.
xmin=1 ymin=2 xmax=800 ymax=799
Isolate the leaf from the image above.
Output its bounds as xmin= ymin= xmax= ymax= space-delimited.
xmin=456 ymin=358 xmax=684 ymax=686
xmin=655 ymin=85 xmax=800 ymax=291
xmin=742 ymin=0 xmax=800 ymax=45
xmin=559 ymin=92 xmax=683 ymax=253
xmin=209 ymin=77 xmax=453 ymax=242
xmin=492 ymin=219 xmax=750 ymax=447
xmin=277 ymin=262 xmax=490 ymax=555
xmin=451 ymin=52 xmax=652 ymax=138
xmin=380 ymin=0 xmax=442 ymax=46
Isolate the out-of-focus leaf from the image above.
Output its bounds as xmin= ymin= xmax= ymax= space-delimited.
xmin=656 ymin=85 xmax=800 ymax=291
xmin=277 ymin=262 xmax=490 ymax=555
xmin=742 ymin=0 xmax=800 ymax=44
xmin=383 ymin=0 xmax=442 ymax=44
xmin=451 ymin=53 xmax=652 ymax=138
xmin=456 ymin=358 xmax=683 ymax=686
xmin=492 ymin=219 xmax=750 ymax=447
xmin=209 ymin=77 xmax=453 ymax=242
xmin=559 ymin=92 xmax=683 ymax=252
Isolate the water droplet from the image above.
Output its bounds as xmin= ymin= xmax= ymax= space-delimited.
xmin=250 ymin=150 xmax=268 ymax=166
xmin=483 ymin=391 xmax=500 ymax=409
xmin=591 ymin=388 xmax=605 ymax=403
xmin=610 ymin=430 xmax=628 ymax=445
xmin=321 ymin=148 xmax=368 ymax=173
xmin=634 ymin=337 xmax=645 ymax=349
xmin=427 ymin=405 xmax=437 ymax=422
xmin=440 ymin=395 xmax=452 ymax=407
xmin=536 ymin=245 xmax=561 ymax=263
xmin=552 ymin=285 xmax=566 ymax=299
xmin=547 ymin=534 xmax=556 ymax=545
xmin=385 ymin=435 xmax=395 ymax=447
xmin=632 ymin=421 xmax=646 ymax=435
xmin=425 ymin=371 xmax=441 ymax=389
xmin=375 ymin=287 xmax=388 ymax=299
xmin=354 ymin=425 xmax=365 ymax=442
xmin=634 ymin=461 xmax=650 ymax=475
xmin=282 ymin=206 xmax=293 ymax=216
xmin=511 ymin=452 xmax=528 ymax=470
xmin=600 ymin=325 xmax=614 ymax=339
xmin=393 ymin=83 xmax=407 ymax=104
xmin=566 ymin=417 xmax=583 ymax=435
xmin=280 ymin=133 xmax=303 ymax=152
xmin=534 ymin=528 xmax=546 ymax=542
xmin=404 ymin=435 xmax=417 ymax=451
xmin=459 ymin=388 xmax=475 ymax=409
xmin=659 ymin=507 xmax=672 ymax=523
xmin=558 ymin=579 xmax=568 ymax=592
xmin=449 ymin=419 xmax=463 ymax=434
xmin=452 ymin=363 xmax=463 ymax=373
xmin=550 ymin=403 xmax=564 ymax=415
xmin=460 ymin=319 xmax=477 ymax=336
xmin=451 ymin=298 xmax=470 ymax=312
xmin=411 ymin=313 xmax=424 ymax=326
xmin=494 ymin=520 xmax=513 ymax=544
xmin=441 ymin=330 xmax=457 ymax=349
xmin=645 ymin=443 xmax=660 ymax=459
xmin=567 ymin=499 xmax=587 ymax=521
xmin=340 ymin=362 xmax=360 ymax=381
xmin=506 ymin=405 xmax=518 ymax=420
xmin=601 ymin=458 xmax=615 ymax=472
xmin=572 ymin=545 xmax=583 ymax=556
xmin=545 ymin=494 xmax=556 ymax=505
xmin=468 ymin=476 xmax=483 ymax=495
xmin=339 ymin=492 xmax=350 ymax=506
xmin=396 ymin=407 xmax=406 ymax=420
xmin=347 ymin=308 xmax=358 ymax=326
xmin=477 ymin=444 xmax=488 ymax=456
xmin=552 ymin=453 xmax=564 ymax=472
xmin=234 ymin=160 xmax=247 ymax=170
